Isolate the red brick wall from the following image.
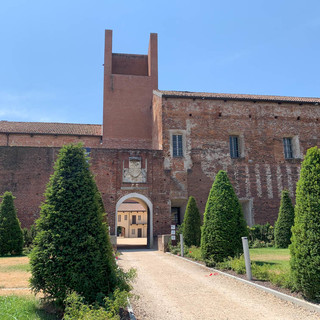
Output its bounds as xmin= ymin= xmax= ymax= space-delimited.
xmin=152 ymin=92 xmax=163 ymax=150
xmin=0 ymin=133 xmax=102 ymax=148
xmin=102 ymin=30 xmax=158 ymax=149
xmin=112 ymin=53 xmax=148 ymax=76
xmin=0 ymin=146 xmax=171 ymax=237
xmin=0 ymin=147 xmax=58 ymax=227
xmin=161 ymin=97 xmax=320 ymax=225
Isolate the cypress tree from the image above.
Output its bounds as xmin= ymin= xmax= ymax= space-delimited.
xmin=0 ymin=191 xmax=23 ymax=256
xmin=290 ymin=146 xmax=320 ymax=300
xmin=30 ymin=144 xmax=119 ymax=305
xmin=183 ymin=196 xmax=201 ymax=247
xmin=201 ymin=170 xmax=247 ymax=263
xmin=274 ymin=190 xmax=294 ymax=248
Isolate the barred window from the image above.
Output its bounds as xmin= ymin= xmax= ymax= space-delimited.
xmin=172 ymin=134 xmax=183 ymax=157
xmin=124 ymin=215 xmax=127 ymax=221
xmin=132 ymin=229 xmax=135 ymax=235
xmin=283 ymin=138 xmax=293 ymax=159
xmin=229 ymin=136 xmax=240 ymax=158
xmin=118 ymin=215 xmax=121 ymax=222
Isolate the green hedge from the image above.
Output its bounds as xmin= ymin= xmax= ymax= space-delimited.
xmin=247 ymin=223 xmax=274 ymax=248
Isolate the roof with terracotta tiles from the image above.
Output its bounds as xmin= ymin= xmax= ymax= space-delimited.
xmin=118 ymin=202 xmax=147 ymax=212
xmin=155 ymin=90 xmax=320 ymax=104
xmin=0 ymin=121 xmax=102 ymax=136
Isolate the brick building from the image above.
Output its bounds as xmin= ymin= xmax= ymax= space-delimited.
xmin=1 ymin=30 xmax=320 ymax=247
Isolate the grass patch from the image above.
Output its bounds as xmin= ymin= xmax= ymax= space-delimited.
xmin=250 ymin=247 xmax=290 ymax=273
xmin=0 ymin=264 xmax=30 ymax=272
xmin=0 ymin=256 xmax=31 ymax=291
xmin=0 ymin=296 xmax=60 ymax=319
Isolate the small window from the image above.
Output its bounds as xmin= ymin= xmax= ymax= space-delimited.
xmin=132 ymin=215 xmax=136 ymax=224
xmin=132 ymin=229 xmax=135 ymax=235
xmin=118 ymin=215 xmax=121 ymax=222
xmin=283 ymin=138 xmax=293 ymax=159
xmin=84 ymin=147 xmax=91 ymax=162
xmin=172 ymin=134 xmax=183 ymax=157
xmin=138 ymin=215 xmax=141 ymax=221
xmin=124 ymin=215 xmax=127 ymax=220
xmin=171 ymin=207 xmax=180 ymax=226
xmin=229 ymin=136 xmax=240 ymax=158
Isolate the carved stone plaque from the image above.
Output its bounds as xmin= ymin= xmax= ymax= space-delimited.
xmin=122 ymin=157 xmax=147 ymax=183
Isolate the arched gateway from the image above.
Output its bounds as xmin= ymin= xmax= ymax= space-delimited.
xmin=115 ymin=193 xmax=153 ymax=248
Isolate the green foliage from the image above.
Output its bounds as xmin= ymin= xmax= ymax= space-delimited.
xmin=274 ymin=190 xmax=294 ymax=248
xmin=23 ymin=224 xmax=37 ymax=248
xmin=217 ymin=255 xmax=295 ymax=290
xmin=182 ymin=196 xmax=201 ymax=247
xmin=247 ymin=223 xmax=274 ymax=248
xmin=186 ymin=246 xmax=203 ymax=261
xmin=290 ymin=146 xmax=320 ymax=300
xmin=201 ymin=171 xmax=248 ymax=263
xmin=63 ymin=289 xmax=129 ymax=320
xmin=0 ymin=191 xmax=23 ymax=256
xmin=30 ymin=144 xmax=123 ymax=306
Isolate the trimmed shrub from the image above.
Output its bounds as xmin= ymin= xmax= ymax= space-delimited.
xmin=274 ymin=190 xmax=294 ymax=248
xmin=290 ymin=146 xmax=320 ymax=300
xmin=0 ymin=191 xmax=23 ymax=256
xmin=247 ymin=223 xmax=274 ymax=248
xmin=201 ymin=170 xmax=248 ymax=263
xmin=30 ymin=144 xmax=121 ymax=306
xmin=182 ymin=196 xmax=201 ymax=247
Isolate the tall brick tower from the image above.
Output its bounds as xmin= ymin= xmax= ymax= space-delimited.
xmin=102 ymin=30 xmax=158 ymax=149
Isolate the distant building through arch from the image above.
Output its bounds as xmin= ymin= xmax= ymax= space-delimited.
xmin=115 ymin=193 xmax=153 ymax=248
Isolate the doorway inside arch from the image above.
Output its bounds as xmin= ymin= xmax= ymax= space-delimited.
xmin=116 ymin=194 xmax=152 ymax=249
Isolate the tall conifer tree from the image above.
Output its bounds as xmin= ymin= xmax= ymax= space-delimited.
xmin=30 ymin=144 xmax=120 ymax=305
xmin=201 ymin=170 xmax=247 ymax=263
xmin=274 ymin=190 xmax=294 ymax=248
xmin=183 ymin=196 xmax=201 ymax=247
xmin=290 ymin=146 xmax=320 ymax=299
xmin=0 ymin=191 xmax=23 ymax=256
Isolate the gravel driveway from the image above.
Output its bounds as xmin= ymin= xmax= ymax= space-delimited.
xmin=118 ymin=249 xmax=319 ymax=320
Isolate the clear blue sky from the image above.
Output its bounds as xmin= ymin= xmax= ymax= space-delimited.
xmin=0 ymin=0 xmax=319 ymax=124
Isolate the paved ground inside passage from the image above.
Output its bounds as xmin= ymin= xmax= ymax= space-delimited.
xmin=118 ymin=249 xmax=319 ymax=320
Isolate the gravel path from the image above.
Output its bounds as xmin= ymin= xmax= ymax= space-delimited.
xmin=118 ymin=249 xmax=320 ymax=320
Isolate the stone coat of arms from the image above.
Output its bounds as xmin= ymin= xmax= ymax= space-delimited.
xmin=123 ymin=157 xmax=147 ymax=183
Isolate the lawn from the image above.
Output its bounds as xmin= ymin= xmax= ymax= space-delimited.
xmin=249 ymin=247 xmax=290 ymax=272
xmin=0 ymin=256 xmax=60 ymax=319
xmin=0 ymin=256 xmax=31 ymax=293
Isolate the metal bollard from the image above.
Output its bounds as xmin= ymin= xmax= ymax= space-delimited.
xmin=242 ymin=237 xmax=252 ymax=280
xmin=180 ymin=234 xmax=184 ymax=257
